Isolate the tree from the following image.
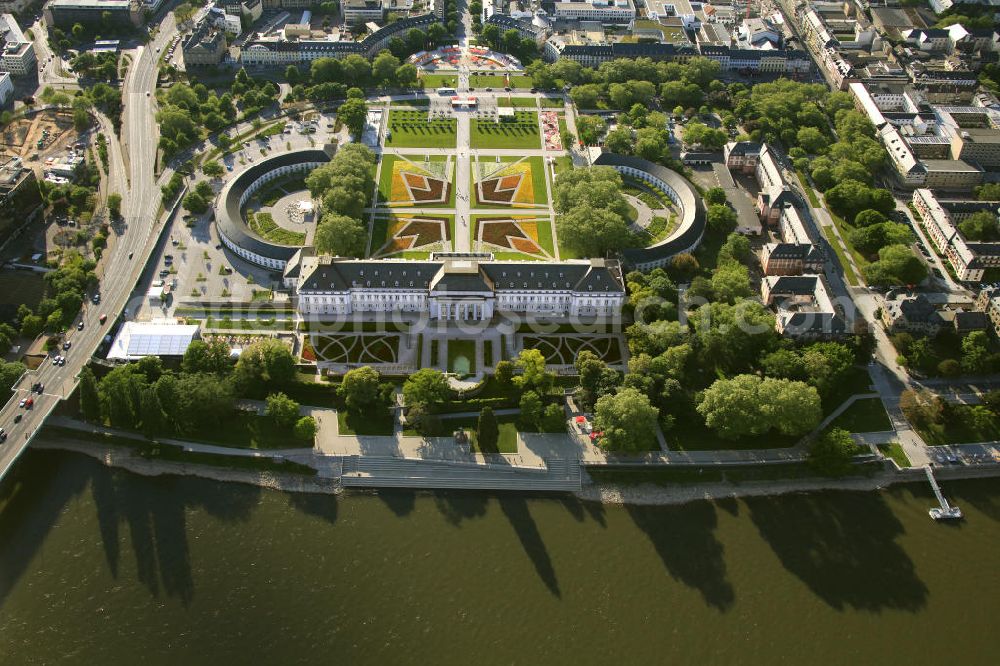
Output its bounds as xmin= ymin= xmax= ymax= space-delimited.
xmin=234 ymin=339 xmax=295 ymax=389
xmin=314 ymin=213 xmax=367 ymax=257
xmin=395 ymin=63 xmax=417 ymax=88
xmin=265 ymin=392 xmax=301 ymax=428
xmin=669 ymin=253 xmax=700 ymax=281
xmin=682 ymin=122 xmax=726 ymax=149
xmin=519 ymin=391 xmax=543 ymax=428
xmin=710 ymin=262 xmax=751 ymax=304
xmin=0 ymin=360 xmax=26 ymax=406
xmin=593 ymin=387 xmax=660 ymax=451
xmin=515 ymin=349 xmax=553 ymax=394
xmin=339 ymin=366 xmax=382 ymax=413
xmin=494 ymin=360 xmax=514 ymax=387
xmin=139 ymin=386 xmax=165 ymax=439
xmin=477 ymin=407 xmax=499 ymax=452
xmin=796 ymin=126 xmax=827 ymax=154
xmin=697 ymin=375 xmax=821 ymax=439
xmin=961 ymin=330 xmax=991 ymax=375
xmin=718 ymin=232 xmax=751 ymax=265
xmin=182 ymin=339 xmax=231 ymax=374
xmin=808 ymin=428 xmax=857 ymax=476
xmin=202 ymin=160 xmax=225 ymax=178
xmin=706 ymin=204 xmax=737 ymax=235
xmin=704 ymin=187 xmax=727 ymax=206
xmin=556 ymin=204 xmax=631 ymax=257
xmin=575 ymin=114 xmax=606 ymax=146
xmin=294 ymin=415 xmax=317 ymax=442
xmin=403 ymin=368 xmax=450 ymax=407
xmin=106 ymin=192 xmax=122 ymax=218
xmin=958 ymin=210 xmax=1000 ymax=241
xmin=372 ymin=51 xmax=400 ymax=86
xmin=853 ymin=209 xmax=887 ymax=228
xmin=862 ymin=244 xmax=928 ymax=286
xmin=576 ymin=350 xmax=619 ymax=410
xmin=182 ymin=190 xmax=209 ymax=214
xmin=337 ymin=97 xmax=368 ymax=140
xmin=170 ymin=372 xmax=235 ymax=434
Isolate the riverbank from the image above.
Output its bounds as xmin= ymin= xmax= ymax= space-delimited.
xmin=31 ymin=437 xmax=340 ymax=496
xmin=31 ymin=436 xmax=1000 ymax=506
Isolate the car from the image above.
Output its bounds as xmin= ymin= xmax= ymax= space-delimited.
xmin=24 ymin=398 xmax=33 ymax=409
xmin=58 ymin=358 xmax=65 ymax=366
xmin=128 ymin=251 xmax=133 ymax=259
xmin=52 ymin=356 xmax=60 ymax=366
xmin=18 ymin=398 xmax=26 ymax=408
xmin=35 ymin=384 xmax=43 ymax=394
xmin=146 ymin=92 xmax=150 ymax=97
xmin=215 ymin=244 xmax=223 ymax=250
xmin=13 ymin=414 xmax=21 ymax=424
xmin=0 ymin=431 xmax=6 ymax=442
xmin=91 ymin=293 xmax=100 ymax=304
xmin=159 ymin=269 xmax=170 ymax=277
xmin=77 ymin=321 xmax=84 ymax=331
xmin=485 ymin=87 xmax=492 ymax=92
xmin=504 ymin=87 xmax=511 ymax=92
xmin=99 ymin=314 xmax=107 ymax=324
xmin=171 ymin=238 xmax=179 ymax=245
xmin=164 ymin=254 xmax=174 ymax=260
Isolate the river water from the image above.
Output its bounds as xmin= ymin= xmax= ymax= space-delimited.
xmin=1 ymin=449 xmax=998 ymax=664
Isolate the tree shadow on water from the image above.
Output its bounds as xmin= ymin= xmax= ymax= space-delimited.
xmin=377 ymin=490 xmax=415 ymax=517
xmin=558 ymin=496 xmax=607 ymax=527
xmin=288 ymin=492 xmax=339 ymax=524
xmin=499 ymin=494 xmax=561 ymax=598
xmin=0 ymin=450 xmax=90 ymax=608
xmin=746 ymin=491 xmax=928 ymax=612
xmin=432 ymin=490 xmax=488 ymax=526
xmin=92 ymin=468 xmax=262 ymax=607
xmin=626 ymin=502 xmax=735 ymax=611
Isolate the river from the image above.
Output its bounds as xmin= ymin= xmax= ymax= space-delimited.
xmin=1 ymin=449 xmax=998 ymax=664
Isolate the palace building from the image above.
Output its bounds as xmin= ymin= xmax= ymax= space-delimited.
xmin=295 ymin=255 xmax=626 ymax=321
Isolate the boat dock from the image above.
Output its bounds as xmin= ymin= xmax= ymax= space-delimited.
xmin=925 ymin=465 xmax=963 ymax=520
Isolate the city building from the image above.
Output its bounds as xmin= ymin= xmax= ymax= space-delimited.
xmin=296 ymin=255 xmax=626 ymax=320
xmin=973 ymin=288 xmax=1000 ymax=338
xmin=760 ymin=242 xmax=824 ymax=276
xmin=0 ymin=14 xmax=35 ymax=76
xmin=912 ymin=188 xmax=1000 ymax=282
xmin=880 ymin=293 xmax=945 ymax=335
xmin=44 ymin=0 xmax=143 ymax=28
xmin=0 ymin=69 xmax=10 ymax=105
xmin=761 ymin=275 xmax=845 ymax=338
xmin=182 ymin=17 xmax=229 ymax=67
xmin=553 ymin=0 xmax=636 ymax=24
xmin=342 ymin=0 xmax=384 ymax=25
xmin=240 ymin=13 xmax=436 ymax=65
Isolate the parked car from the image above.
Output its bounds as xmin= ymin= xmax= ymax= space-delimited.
xmin=63 ymin=341 xmax=72 ymax=350
xmin=13 ymin=414 xmax=21 ymax=424
xmin=77 ymin=321 xmax=84 ymax=331
xmin=99 ymin=314 xmax=107 ymax=324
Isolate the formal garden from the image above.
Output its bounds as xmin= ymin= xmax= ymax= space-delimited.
xmin=470 ymin=111 xmax=540 ymax=149
xmin=303 ymin=334 xmax=401 ymax=365
xmin=472 ymin=215 xmax=554 ymax=260
xmin=472 ymin=156 xmax=548 ymax=207
xmin=384 ymin=109 xmax=457 ymax=148
xmin=519 ymin=335 xmax=625 ymax=366
xmin=377 ymin=155 xmax=454 ymax=207
xmin=369 ymin=214 xmax=455 ymax=259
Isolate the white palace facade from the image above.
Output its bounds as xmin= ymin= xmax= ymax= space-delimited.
xmin=293 ymin=255 xmax=626 ymax=320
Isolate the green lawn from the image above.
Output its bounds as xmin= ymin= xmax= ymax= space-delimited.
xmin=664 ymin=413 xmax=799 ymax=451
xmin=173 ymin=412 xmax=307 ymax=450
xmin=470 ymin=111 xmax=540 ymax=149
xmin=248 ymin=211 xmax=305 ymax=246
xmin=419 ymin=73 xmax=458 ymax=89
xmin=827 ymin=398 xmax=892 ymax=433
xmin=878 ymin=442 xmax=911 ymax=468
xmin=497 ymin=96 xmax=538 ymax=108
xmin=540 ymin=97 xmax=565 ymax=108
xmin=509 ymin=75 xmax=533 ymax=88
xmin=337 ymin=408 xmax=395 ymax=436
xmin=385 ymin=109 xmax=456 ymax=148
xmin=412 ymin=413 xmax=519 ymax=453
xmin=469 ymin=73 xmax=509 ymax=88
xmin=448 ymin=339 xmax=477 ymax=376
xmin=552 ymin=155 xmax=573 ymax=178
xmin=820 ymin=225 xmax=860 ymax=286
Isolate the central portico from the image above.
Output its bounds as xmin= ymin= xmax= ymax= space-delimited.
xmin=428 ymin=260 xmax=496 ymax=321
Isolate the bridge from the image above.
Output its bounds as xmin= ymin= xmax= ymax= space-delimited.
xmin=0 ymin=20 xmax=180 ymax=483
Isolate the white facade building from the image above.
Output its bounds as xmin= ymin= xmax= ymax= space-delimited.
xmin=297 ymin=257 xmax=626 ymax=321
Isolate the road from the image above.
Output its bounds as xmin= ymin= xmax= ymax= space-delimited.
xmin=0 ymin=18 xmax=180 ymax=481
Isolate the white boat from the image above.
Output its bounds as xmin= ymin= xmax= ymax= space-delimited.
xmin=929 ymin=506 xmax=963 ymax=520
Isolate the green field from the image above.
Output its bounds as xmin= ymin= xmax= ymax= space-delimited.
xmin=497 ymin=97 xmax=538 ymax=108
xmin=410 ymin=413 xmax=519 ymax=453
xmin=419 ymin=73 xmax=458 ymax=88
xmin=470 ymin=111 xmax=540 ymax=149
xmin=338 ymin=408 xmax=395 ymax=436
xmin=247 ymin=211 xmax=305 ymax=246
xmin=385 ymin=109 xmax=456 ymax=148
xmin=827 ymin=398 xmax=892 ymax=434
xmin=469 ymin=73 xmax=509 ymax=88
xmin=878 ymin=442 xmax=911 ymax=468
